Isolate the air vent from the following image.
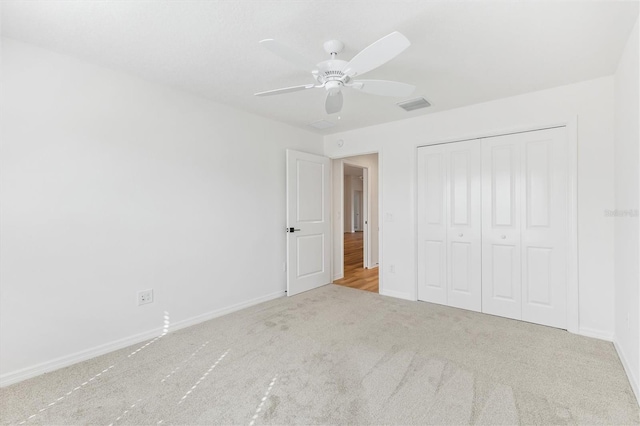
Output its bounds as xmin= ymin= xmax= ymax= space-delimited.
xmin=308 ymin=120 xmax=336 ymax=130
xmin=397 ymin=97 xmax=431 ymax=112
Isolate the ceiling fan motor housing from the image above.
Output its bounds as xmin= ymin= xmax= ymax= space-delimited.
xmin=315 ymin=59 xmax=350 ymax=92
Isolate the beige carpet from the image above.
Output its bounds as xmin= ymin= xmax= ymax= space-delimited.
xmin=1 ymin=284 xmax=638 ymax=425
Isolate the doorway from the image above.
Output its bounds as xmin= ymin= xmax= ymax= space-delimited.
xmin=332 ymin=154 xmax=379 ymax=293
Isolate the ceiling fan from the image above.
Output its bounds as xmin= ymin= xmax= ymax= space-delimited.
xmin=254 ymin=32 xmax=416 ymax=114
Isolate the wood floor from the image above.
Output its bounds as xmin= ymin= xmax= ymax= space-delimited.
xmin=333 ymin=232 xmax=379 ymax=293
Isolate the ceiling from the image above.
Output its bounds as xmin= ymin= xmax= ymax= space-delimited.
xmin=2 ymin=1 xmax=638 ymax=134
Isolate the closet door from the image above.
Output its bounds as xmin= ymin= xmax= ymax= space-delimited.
xmin=418 ymin=141 xmax=481 ymax=310
xmin=520 ymin=127 xmax=568 ymax=328
xmin=417 ymin=145 xmax=447 ymax=305
xmin=481 ymin=136 xmax=522 ymax=320
xmin=446 ymin=141 xmax=482 ymax=312
xmin=481 ymin=127 xmax=569 ymax=328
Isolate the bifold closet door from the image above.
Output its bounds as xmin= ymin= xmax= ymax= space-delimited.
xmin=520 ymin=127 xmax=568 ymax=328
xmin=481 ymin=137 xmax=522 ymax=320
xmin=481 ymin=127 xmax=568 ymax=328
xmin=417 ymin=144 xmax=447 ymax=305
xmin=418 ymin=141 xmax=481 ymax=311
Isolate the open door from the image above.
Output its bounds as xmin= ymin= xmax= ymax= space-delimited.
xmin=286 ymin=149 xmax=331 ymax=296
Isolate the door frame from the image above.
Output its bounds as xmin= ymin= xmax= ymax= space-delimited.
xmin=341 ymin=161 xmax=370 ymax=267
xmin=414 ymin=117 xmax=579 ymax=335
xmin=330 ymin=153 xmax=381 ymax=292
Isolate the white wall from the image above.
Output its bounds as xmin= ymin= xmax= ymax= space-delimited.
xmin=613 ymin=17 xmax=640 ymax=403
xmin=324 ymin=76 xmax=616 ymax=339
xmin=0 ymin=38 xmax=323 ymax=384
xmin=332 ymin=154 xmax=379 ymax=280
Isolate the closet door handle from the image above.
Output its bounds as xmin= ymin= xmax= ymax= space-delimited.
xmin=501 ymin=235 xmax=506 ymax=239
xmin=458 ymin=233 xmax=464 ymax=237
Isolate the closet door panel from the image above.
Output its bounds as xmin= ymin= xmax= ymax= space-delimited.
xmin=521 ymin=127 xmax=568 ymax=328
xmin=417 ymin=146 xmax=447 ymax=305
xmin=447 ymin=142 xmax=482 ymax=312
xmin=482 ymin=138 xmax=522 ymax=320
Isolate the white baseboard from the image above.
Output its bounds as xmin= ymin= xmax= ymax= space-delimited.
xmin=614 ymin=339 xmax=640 ymax=407
xmin=0 ymin=290 xmax=285 ymax=388
xmin=333 ymin=273 xmax=344 ymax=280
xmin=578 ymin=327 xmax=614 ymax=341
xmin=379 ymin=289 xmax=414 ymax=301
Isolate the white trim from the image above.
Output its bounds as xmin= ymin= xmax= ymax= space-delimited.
xmin=379 ymin=289 xmax=414 ymax=301
xmin=614 ymin=340 xmax=640 ymax=407
xmin=578 ymin=326 xmax=614 ymax=341
xmin=0 ymin=290 xmax=285 ymax=388
xmin=363 ymin=167 xmax=371 ymax=268
xmin=343 ymin=161 xmax=370 ymax=268
xmin=415 ymin=122 xmax=570 ymax=149
xmin=331 ymin=159 xmax=345 ymax=283
xmin=565 ymin=116 xmax=580 ymax=334
xmin=377 ymin=148 xmax=384 ymax=295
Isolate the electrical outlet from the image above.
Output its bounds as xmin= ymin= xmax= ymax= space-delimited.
xmin=137 ymin=289 xmax=153 ymax=306
xmin=282 ymin=262 xmax=287 ymax=272
xmin=389 ymin=264 xmax=395 ymax=273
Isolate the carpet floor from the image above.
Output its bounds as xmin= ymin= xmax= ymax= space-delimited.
xmin=1 ymin=284 xmax=638 ymax=425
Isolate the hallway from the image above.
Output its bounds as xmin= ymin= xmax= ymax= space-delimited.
xmin=333 ymin=232 xmax=379 ymax=293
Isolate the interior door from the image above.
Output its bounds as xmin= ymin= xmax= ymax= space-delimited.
xmin=286 ymin=149 xmax=331 ymax=296
xmin=520 ymin=127 xmax=568 ymax=328
xmin=481 ymin=136 xmax=522 ymax=320
xmin=446 ymin=141 xmax=482 ymax=312
xmin=417 ymin=144 xmax=448 ymax=305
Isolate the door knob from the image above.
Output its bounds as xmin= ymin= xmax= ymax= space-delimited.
xmin=286 ymin=227 xmax=301 ymax=233
xmin=459 ymin=233 xmax=464 ymax=237
xmin=501 ymin=235 xmax=506 ymax=239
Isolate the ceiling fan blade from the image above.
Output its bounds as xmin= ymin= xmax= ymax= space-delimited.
xmin=254 ymin=84 xmax=315 ymax=97
xmin=342 ymin=31 xmax=411 ymax=77
xmin=351 ymin=79 xmax=416 ymax=97
xmin=260 ymin=39 xmax=318 ymax=71
xmin=325 ymin=91 xmax=343 ymax=114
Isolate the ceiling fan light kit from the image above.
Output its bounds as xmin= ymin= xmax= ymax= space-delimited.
xmin=255 ymin=32 xmax=416 ymax=115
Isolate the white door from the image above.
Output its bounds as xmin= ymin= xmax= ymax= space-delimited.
xmin=417 ymin=144 xmax=448 ymax=305
xmin=481 ymin=127 xmax=568 ymax=328
xmin=520 ymin=127 xmax=568 ymax=328
xmin=286 ymin=149 xmax=331 ymax=296
xmin=481 ymin=135 xmax=522 ymax=320
xmin=446 ymin=141 xmax=482 ymax=312
xmin=417 ymin=141 xmax=481 ymax=309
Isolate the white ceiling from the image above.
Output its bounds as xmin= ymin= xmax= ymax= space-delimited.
xmin=2 ymin=1 xmax=638 ymax=134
